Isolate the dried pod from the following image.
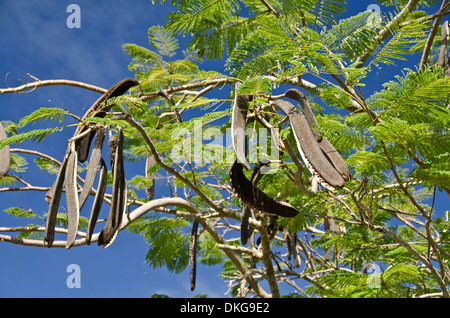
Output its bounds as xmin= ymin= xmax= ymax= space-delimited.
xmin=86 ymin=158 xmax=107 ymax=245
xmin=189 ymin=220 xmax=199 ymax=291
xmin=272 ymin=99 xmax=346 ymax=190
xmin=438 ymin=20 xmax=449 ymax=68
xmin=65 ymin=149 xmax=80 ymax=249
xmin=240 ymin=205 xmax=252 ymax=245
xmin=231 ymin=83 xmax=251 ymax=170
xmin=284 ymin=89 xmax=350 ymax=182
xmin=229 ymin=160 xmax=299 ymax=218
xmin=44 ymin=152 xmax=70 ymax=247
xmin=79 ymin=127 xmax=106 ymax=210
xmin=98 ymin=127 xmax=126 ymax=248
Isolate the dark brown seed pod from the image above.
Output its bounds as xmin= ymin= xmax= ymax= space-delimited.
xmin=229 ymin=160 xmax=299 ymax=218
xmin=78 ymin=127 xmax=106 ymax=210
xmin=189 ymin=220 xmax=199 ymax=291
xmin=240 ymin=205 xmax=252 ymax=245
xmin=44 ymin=151 xmax=70 ymax=247
xmin=86 ymin=158 xmax=108 ymax=245
xmin=98 ymin=127 xmax=126 ymax=248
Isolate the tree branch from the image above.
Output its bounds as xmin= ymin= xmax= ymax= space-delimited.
xmin=0 ymin=76 xmax=107 ymax=94
xmin=419 ymin=0 xmax=449 ymax=69
xmin=260 ymin=0 xmax=279 ymax=17
xmin=140 ymin=77 xmax=235 ymax=101
xmin=355 ymin=0 xmax=421 ymax=68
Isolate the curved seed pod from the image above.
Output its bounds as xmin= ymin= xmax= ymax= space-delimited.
xmin=272 ymin=99 xmax=345 ymax=190
xmin=0 ymin=122 xmax=10 ymax=178
xmin=250 ymin=158 xmax=271 ymax=194
xmin=75 ymin=78 xmax=139 ymax=163
xmin=98 ymin=127 xmax=126 ymax=248
xmin=292 ymin=233 xmax=301 ymax=268
xmin=65 ymin=149 xmax=80 ymax=249
xmin=267 ymin=216 xmax=278 ymax=242
xmin=240 ymin=206 xmax=253 ymax=245
xmin=86 ymin=158 xmax=107 ymax=245
xmin=284 ymin=89 xmax=322 ymax=139
xmin=108 ymin=130 xmax=118 ymax=169
xmin=285 ymin=230 xmax=293 ymax=261
xmin=231 ymin=83 xmax=251 ymax=170
xmin=189 ymin=220 xmax=199 ymax=291
xmin=284 ymin=89 xmax=350 ymax=181
xmin=145 ymin=155 xmax=156 ymax=200
xmin=78 ymin=127 xmax=106 ymax=210
xmin=230 ymin=160 xmax=299 ymax=217
xmin=438 ymin=20 xmax=449 ymax=68
xmin=44 ymin=152 xmax=70 ymax=247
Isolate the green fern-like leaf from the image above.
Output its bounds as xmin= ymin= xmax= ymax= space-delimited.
xmin=0 ymin=127 xmax=64 ymax=149
xmin=127 ymin=216 xmax=191 ymax=274
xmin=16 ymin=225 xmax=43 ymax=241
xmin=148 ymin=25 xmax=179 ymax=59
xmin=19 ymin=107 xmax=70 ymax=128
xmin=322 ymin=11 xmax=379 ymax=63
xmin=4 ymin=207 xmax=40 ymax=220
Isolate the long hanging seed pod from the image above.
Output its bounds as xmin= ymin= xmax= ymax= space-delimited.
xmin=240 ymin=206 xmax=253 ymax=245
xmin=292 ymin=233 xmax=301 ymax=268
xmin=65 ymin=148 xmax=80 ymax=249
xmin=0 ymin=122 xmax=10 ymax=178
xmin=44 ymin=151 xmax=70 ymax=247
xmin=231 ymin=83 xmax=251 ymax=170
xmin=44 ymin=79 xmax=137 ymax=248
xmin=189 ymin=220 xmax=199 ymax=291
xmin=439 ymin=21 xmax=450 ymax=78
xmin=285 ymin=230 xmax=293 ymax=261
xmin=78 ymin=127 xmax=106 ymax=210
xmin=97 ymin=127 xmax=126 ymax=248
xmin=86 ymin=158 xmax=108 ymax=245
xmin=438 ymin=20 xmax=448 ymax=68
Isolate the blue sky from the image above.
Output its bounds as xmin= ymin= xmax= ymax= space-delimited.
xmin=0 ymin=0 xmax=448 ymax=298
